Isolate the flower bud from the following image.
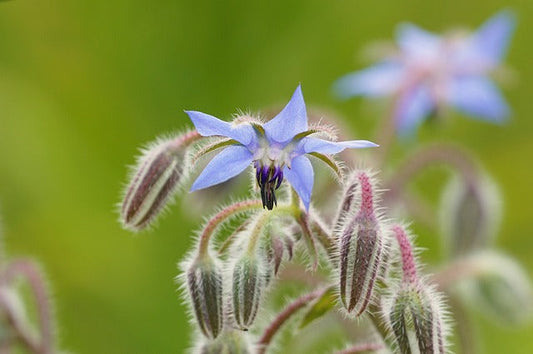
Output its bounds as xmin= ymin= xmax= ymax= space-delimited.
xmin=185 ymin=255 xmax=224 ymax=339
xmin=196 ymin=329 xmax=253 ymax=354
xmin=232 ymin=255 xmax=267 ymax=329
xmin=386 ymin=283 xmax=448 ymax=354
xmin=121 ymin=132 xmax=196 ymax=231
xmin=338 ymin=171 xmax=385 ymax=316
xmin=439 ymin=174 xmax=501 ymax=256
xmin=457 ymin=251 xmax=533 ymax=325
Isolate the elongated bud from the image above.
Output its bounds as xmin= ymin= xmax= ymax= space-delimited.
xmin=439 ymin=174 xmax=501 ymax=256
xmin=338 ymin=171 xmax=385 ymax=316
xmin=196 ymin=330 xmax=253 ymax=354
xmin=185 ymin=255 xmax=224 ymax=339
xmin=232 ymin=255 xmax=267 ymax=329
xmin=120 ymin=131 xmax=199 ymax=231
xmin=457 ymin=251 xmax=533 ymax=325
xmin=388 ymin=283 xmax=447 ymax=354
xmin=385 ymin=225 xmax=449 ymax=354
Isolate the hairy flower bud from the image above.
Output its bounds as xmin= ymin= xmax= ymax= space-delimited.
xmin=439 ymin=174 xmax=501 ymax=256
xmin=121 ymin=132 xmax=198 ymax=231
xmin=387 ymin=283 xmax=447 ymax=354
xmin=457 ymin=251 xmax=533 ymax=324
xmin=338 ymin=171 xmax=385 ymax=316
xmin=196 ymin=330 xmax=253 ymax=354
xmin=232 ymin=255 xmax=267 ymax=329
xmin=184 ymin=255 xmax=224 ymax=339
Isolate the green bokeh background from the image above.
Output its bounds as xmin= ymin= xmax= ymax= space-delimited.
xmin=0 ymin=0 xmax=532 ymax=353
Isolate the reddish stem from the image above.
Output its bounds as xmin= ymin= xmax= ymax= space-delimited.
xmin=197 ymin=200 xmax=262 ymax=255
xmin=336 ymin=342 xmax=384 ymax=354
xmin=257 ymin=288 xmax=327 ymax=354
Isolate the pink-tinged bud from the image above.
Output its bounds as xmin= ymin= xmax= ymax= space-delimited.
xmin=120 ymin=131 xmax=198 ymax=231
xmin=386 ymin=283 xmax=448 ymax=354
xmin=264 ymin=234 xmax=284 ymax=277
xmin=196 ymin=329 xmax=253 ymax=354
xmin=439 ymin=174 xmax=501 ymax=256
xmin=185 ymin=255 xmax=224 ymax=339
xmin=232 ymin=255 xmax=267 ymax=329
xmin=338 ymin=171 xmax=386 ymax=316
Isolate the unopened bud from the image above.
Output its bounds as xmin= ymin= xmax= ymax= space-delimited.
xmin=196 ymin=329 xmax=253 ymax=354
xmin=184 ymin=255 xmax=224 ymax=339
xmin=439 ymin=174 xmax=501 ymax=256
xmin=386 ymin=283 xmax=448 ymax=354
xmin=121 ymin=132 xmax=197 ymax=231
xmin=338 ymin=171 xmax=385 ymax=316
xmin=232 ymin=255 xmax=267 ymax=329
xmin=458 ymin=251 xmax=533 ymax=325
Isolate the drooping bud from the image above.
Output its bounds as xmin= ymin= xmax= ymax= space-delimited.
xmin=338 ymin=171 xmax=386 ymax=316
xmin=264 ymin=234 xmax=284 ymax=278
xmin=196 ymin=329 xmax=253 ymax=354
xmin=439 ymin=174 xmax=501 ymax=256
xmin=457 ymin=251 xmax=533 ymax=325
xmin=184 ymin=255 xmax=224 ymax=339
xmin=232 ymin=255 xmax=267 ymax=329
xmin=387 ymin=283 xmax=447 ymax=354
xmin=120 ymin=131 xmax=199 ymax=231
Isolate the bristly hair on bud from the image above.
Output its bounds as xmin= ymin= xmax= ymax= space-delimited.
xmin=180 ymin=254 xmax=225 ymax=339
xmin=439 ymin=173 xmax=501 ymax=257
xmin=229 ymin=213 xmax=271 ymax=330
xmin=382 ymin=225 xmax=450 ymax=354
xmin=335 ymin=170 xmax=388 ymax=316
xmin=120 ymin=131 xmax=200 ymax=232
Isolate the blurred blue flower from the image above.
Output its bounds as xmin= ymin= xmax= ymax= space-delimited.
xmin=334 ymin=10 xmax=516 ymax=135
xmin=186 ymin=86 xmax=378 ymax=210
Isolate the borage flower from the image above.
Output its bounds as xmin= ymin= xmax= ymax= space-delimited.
xmin=334 ymin=10 xmax=516 ymax=135
xmin=186 ymin=86 xmax=377 ymax=210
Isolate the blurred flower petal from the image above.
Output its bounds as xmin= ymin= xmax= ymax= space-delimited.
xmin=333 ymin=62 xmax=404 ymax=98
xmin=448 ymin=76 xmax=510 ymax=122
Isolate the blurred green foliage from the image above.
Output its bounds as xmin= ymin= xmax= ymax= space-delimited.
xmin=0 ymin=0 xmax=532 ymax=353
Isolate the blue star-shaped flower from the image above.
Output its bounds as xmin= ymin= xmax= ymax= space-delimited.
xmin=186 ymin=86 xmax=378 ymax=210
xmin=334 ymin=10 xmax=516 ymax=135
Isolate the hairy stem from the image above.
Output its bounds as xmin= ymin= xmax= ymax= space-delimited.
xmin=336 ymin=342 xmax=384 ymax=354
xmin=257 ymin=288 xmax=327 ymax=354
xmin=197 ymin=200 xmax=262 ymax=256
xmin=385 ymin=143 xmax=479 ymax=203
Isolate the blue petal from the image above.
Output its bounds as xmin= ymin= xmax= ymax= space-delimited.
xmin=395 ymin=84 xmax=435 ymax=136
xmin=297 ymin=137 xmax=378 ymax=155
xmin=283 ymin=155 xmax=314 ymax=211
xmin=472 ymin=10 xmax=516 ymax=65
xmin=447 ymin=76 xmax=509 ymax=122
xmin=333 ymin=62 xmax=405 ymax=99
xmin=185 ymin=110 xmax=256 ymax=146
xmin=263 ymin=85 xmax=308 ymax=144
xmin=190 ymin=145 xmax=253 ymax=191
xmin=396 ymin=23 xmax=441 ymax=58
